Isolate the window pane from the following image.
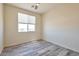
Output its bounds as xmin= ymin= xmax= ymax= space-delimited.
xmin=28 ymin=16 xmax=36 ymax=24
xmin=18 ymin=24 xmax=27 ymax=32
xmin=28 ymin=24 xmax=35 ymax=31
xmin=18 ymin=12 xmax=36 ymax=32
xmin=18 ymin=13 xmax=29 ymax=23
xmin=18 ymin=13 xmax=36 ymax=24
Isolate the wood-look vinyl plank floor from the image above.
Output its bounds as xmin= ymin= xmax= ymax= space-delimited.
xmin=0 ymin=40 xmax=79 ymax=56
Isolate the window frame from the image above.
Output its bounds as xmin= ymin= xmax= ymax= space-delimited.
xmin=18 ymin=12 xmax=36 ymax=32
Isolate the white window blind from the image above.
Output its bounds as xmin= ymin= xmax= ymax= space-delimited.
xmin=18 ymin=13 xmax=36 ymax=32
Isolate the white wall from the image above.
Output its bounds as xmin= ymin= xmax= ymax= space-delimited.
xmin=4 ymin=4 xmax=42 ymax=47
xmin=0 ymin=4 xmax=3 ymax=54
xmin=42 ymin=4 xmax=79 ymax=52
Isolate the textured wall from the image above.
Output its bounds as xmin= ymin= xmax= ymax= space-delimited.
xmin=42 ymin=4 xmax=79 ymax=52
xmin=0 ymin=4 xmax=3 ymax=53
xmin=4 ymin=4 xmax=42 ymax=47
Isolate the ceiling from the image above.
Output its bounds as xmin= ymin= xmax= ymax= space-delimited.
xmin=9 ymin=3 xmax=61 ymax=14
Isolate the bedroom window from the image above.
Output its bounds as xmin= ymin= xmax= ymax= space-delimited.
xmin=18 ymin=12 xmax=36 ymax=32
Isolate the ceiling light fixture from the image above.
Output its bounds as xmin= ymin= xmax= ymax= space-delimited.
xmin=32 ymin=3 xmax=40 ymax=10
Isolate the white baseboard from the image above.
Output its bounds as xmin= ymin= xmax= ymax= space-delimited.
xmin=4 ymin=39 xmax=41 ymax=48
xmin=43 ymin=39 xmax=79 ymax=53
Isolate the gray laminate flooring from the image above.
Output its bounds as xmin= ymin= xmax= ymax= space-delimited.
xmin=0 ymin=40 xmax=79 ymax=56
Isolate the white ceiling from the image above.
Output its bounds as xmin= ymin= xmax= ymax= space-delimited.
xmin=9 ymin=3 xmax=61 ymax=14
